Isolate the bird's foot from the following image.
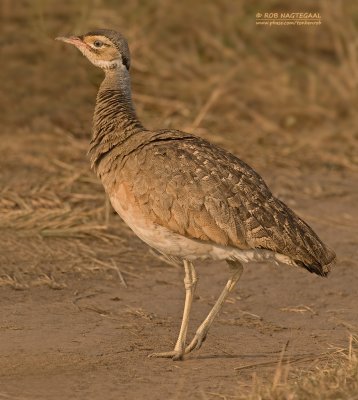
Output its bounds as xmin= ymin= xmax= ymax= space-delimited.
xmin=149 ymin=331 xmax=208 ymax=360
xmin=148 ymin=350 xmax=185 ymax=361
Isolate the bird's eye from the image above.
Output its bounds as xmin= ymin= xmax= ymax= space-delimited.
xmin=93 ymin=40 xmax=104 ymax=48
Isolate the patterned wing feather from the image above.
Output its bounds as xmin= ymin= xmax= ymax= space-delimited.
xmin=115 ymin=131 xmax=336 ymax=276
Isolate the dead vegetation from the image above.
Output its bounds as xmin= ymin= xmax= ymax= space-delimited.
xmin=232 ymin=335 xmax=358 ymax=400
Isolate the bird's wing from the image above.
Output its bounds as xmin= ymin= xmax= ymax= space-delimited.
xmin=114 ymin=130 xmax=335 ymax=274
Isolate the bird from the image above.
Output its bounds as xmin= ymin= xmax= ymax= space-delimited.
xmin=56 ymin=29 xmax=336 ymax=361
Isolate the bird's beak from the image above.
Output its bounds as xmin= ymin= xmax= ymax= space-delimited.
xmin=55 ymin=35 xmax=84 ymax=48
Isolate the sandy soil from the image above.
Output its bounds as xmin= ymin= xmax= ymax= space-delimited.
xmin=1 ymin=2 xmax=358 ymax=399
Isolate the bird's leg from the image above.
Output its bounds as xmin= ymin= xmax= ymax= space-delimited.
xmin=184 ymin=260 xmax=243 ymax=355
xmin=171 ymin=260 xmax=197 ymax=359
xmin=148 ymin=260 xmax=197 ymax=360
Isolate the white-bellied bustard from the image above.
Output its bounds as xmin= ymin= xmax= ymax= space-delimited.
xmin=56 ymin=29 xmax=336 ymax=360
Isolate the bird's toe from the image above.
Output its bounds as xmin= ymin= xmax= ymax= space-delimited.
xmin=148 ymin=350 xmax=185 ymax=360
xmin=185 ymin=331 xmax=207 ymax=353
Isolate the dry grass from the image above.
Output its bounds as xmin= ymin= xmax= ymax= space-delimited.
xmin=235 ymin=335 xmax=358 ymax=400
xmin=201 ymin=336 xmax=358 ymax=399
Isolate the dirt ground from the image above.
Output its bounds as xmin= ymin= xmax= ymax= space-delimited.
xmin=1 ymin=1 xmax=358 ymax=399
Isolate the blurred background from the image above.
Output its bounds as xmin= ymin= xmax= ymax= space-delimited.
xmin=2 ymin=0 xmax=357 ymax=168
xmin=0 ymin=1 xmax=357 ymax=399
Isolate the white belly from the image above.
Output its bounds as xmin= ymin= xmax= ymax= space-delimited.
xmin=110 ymin=194 xmax=295 ymax=266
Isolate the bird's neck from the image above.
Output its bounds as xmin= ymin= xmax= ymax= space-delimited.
xmin=89 ymin=67 xmax=145 ymax=171
xmin=93 ymin=67 xmax=144 ymax=139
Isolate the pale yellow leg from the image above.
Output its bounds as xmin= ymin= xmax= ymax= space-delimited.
xmin=184 ymin=260 xmax=243 ymax=354
xmin=148 ymin=260 xmax=197 ymax=360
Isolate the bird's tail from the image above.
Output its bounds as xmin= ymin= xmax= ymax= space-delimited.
xmin=293 ymin=246 xmax=336 ymax=277
xmin=282 ymin=205 xmax=336 ymax=277
xmin=260 ymin=198 xmax=337 ymax=277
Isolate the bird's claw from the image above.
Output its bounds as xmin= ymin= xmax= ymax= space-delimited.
xmin=148 ymin=350 xmax=185 ymax=361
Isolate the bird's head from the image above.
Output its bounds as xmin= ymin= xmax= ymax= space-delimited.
xmin=56 ymin=29 xmax=130 ymax=71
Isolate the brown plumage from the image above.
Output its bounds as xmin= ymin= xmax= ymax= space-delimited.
xmin=57 ymin=29 xmax=336 ymax=360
